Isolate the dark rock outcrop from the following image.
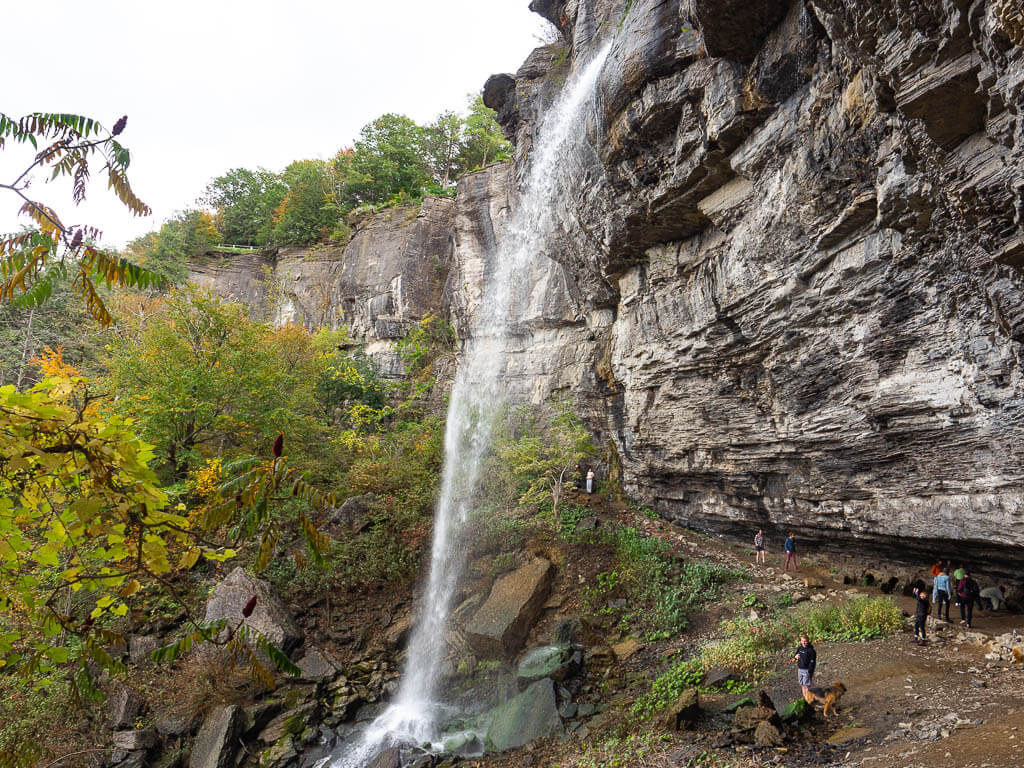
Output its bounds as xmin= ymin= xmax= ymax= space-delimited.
xmin=187 ymin=0 xmax=1024 ymax=575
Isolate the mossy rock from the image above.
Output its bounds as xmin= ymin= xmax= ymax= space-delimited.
xmin=485 ymin=678 xmax=563 ymax=751
xmin=781 ymin=697 xmax=812 ymax=722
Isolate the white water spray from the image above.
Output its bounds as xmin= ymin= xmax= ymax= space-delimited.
xmin=326 ymin=40 xmax=612 ymax=767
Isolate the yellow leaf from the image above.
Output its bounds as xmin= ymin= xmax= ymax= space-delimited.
xmin=180 ymin=547 xmax=200 ymax=570
xmin=119 ymin=579 xmax=141 ymax=597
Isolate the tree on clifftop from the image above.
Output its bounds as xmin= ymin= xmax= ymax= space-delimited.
xmin=201 ymin=167 xmax=286 ymax=246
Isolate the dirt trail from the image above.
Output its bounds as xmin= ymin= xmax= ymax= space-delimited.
xmin=572 ymin=509 xmax=1024 ymax=767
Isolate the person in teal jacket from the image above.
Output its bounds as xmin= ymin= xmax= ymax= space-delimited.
xmin=783 ymin=532 xmax=798 ymax=571
xmin=932 ymin=567 xmax=952 ymax=621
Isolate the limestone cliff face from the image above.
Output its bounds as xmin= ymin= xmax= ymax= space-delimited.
xmin=471 ymin=0 xmax=1024 ymax=573
xmin=188 ymin=198 xmax=454 ymax=376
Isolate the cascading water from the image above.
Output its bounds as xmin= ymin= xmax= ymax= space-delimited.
xmin=324 ymin=39 xmax=613 ymax=768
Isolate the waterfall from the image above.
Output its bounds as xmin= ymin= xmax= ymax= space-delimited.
xmin=325 ymin=39 xmax=612 ymax=768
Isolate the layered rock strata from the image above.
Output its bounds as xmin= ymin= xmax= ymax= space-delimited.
xmin=473 ymin=0 xmax=1024 ymax=575
xmin=189 ymin=0 xmax=1024 ymax=575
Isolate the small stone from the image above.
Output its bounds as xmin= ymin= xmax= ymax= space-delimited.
xmin=611 ymin=638 xmax=642 ymax=661
xmin=107 ymin=683 xmax=143 ymax=729
xmin=112 ymin=729 xmax=157 ymax=751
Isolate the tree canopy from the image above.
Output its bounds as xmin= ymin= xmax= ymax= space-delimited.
xmin=121 ymin=95 xmax=511 ymax=263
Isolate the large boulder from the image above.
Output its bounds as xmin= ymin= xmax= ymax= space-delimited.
xmin=296 ymin=647 xmax=339 ymax=682
xmin=733 ymin=691 xmax=781 ymax=731
xmin=465 ymin=558 xmax=553 ymax=656
xmin=329 ymin=493 xmax=376 ymax=534
xmin=190 ymin=705 xmax=245 ymax=768
xmin=204 ymin=567 xmax=302 ymax=654
xmin=485 ymin=678 xmax=563 ymax=751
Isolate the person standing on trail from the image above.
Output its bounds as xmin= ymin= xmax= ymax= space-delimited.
xmin=793 ymin=633 xmax=816 ymax=698
xmin=957 ymin=571 xmax=981 ymax=628
xmin=932 ymin=567 xmax=952 ymax=622
xmin=912 ymin=586 xmax=930 ymax=645
xmin=952 ymin=562 xmax=967 ymax=613
xmin=783 ymin=532 xmax=798 ymax=571
xmin=930 ymin=559 xmax=944 ymax=578
xmin=585 ymin=467 xmax=595 ymax=494
xmin=754 ymin=528 xmax=767 ymax=565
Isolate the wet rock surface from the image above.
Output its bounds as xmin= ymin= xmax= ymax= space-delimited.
xmin=485 ymin=678 xmax=564 ymax=751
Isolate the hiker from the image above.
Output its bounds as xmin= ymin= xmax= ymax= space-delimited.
xmin=793 ymin=633 xmax=816 ymax=698
xmin=912 ymin=586 xmax=930 ymax=645
xmin=932 ymin=567 xmax=952 ymax=622
xmin=956 ymin=570 xmax=981 ymax=628
xmin=952 ymin=562 xmax=966 ymax=613
xmin=586 ymin=467 xmax=595 ymax=494
xmin=952 ymin=562 xmax=966 ymax=584
xmin=930 ymin=559 xmax=944 ymax=578
xmin=783 ymin=532 xmax=798 ymax=571
xmin=980 ymin=585 xmax=1006 ymax=611
xmin=754 ymin=528 xmax=767 ymax=565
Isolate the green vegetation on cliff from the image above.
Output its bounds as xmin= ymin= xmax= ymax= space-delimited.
xmin=123 ymin=95 xmax=511 ymax=276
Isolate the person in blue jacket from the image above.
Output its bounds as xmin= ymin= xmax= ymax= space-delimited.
xmin=932 ymin=567 xmax=952 ymax=622
xmin=783 ymin=532 xmax=798 ymax=571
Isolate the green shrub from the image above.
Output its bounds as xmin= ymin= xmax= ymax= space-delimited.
xmin=557 ymin=502 xmax=590 ymax=540
xmin=577 ymin=525 xmax=745 ymax=640
xmin=632 ymin=596 xmax=903 ymax=718
xmin=630 ymin=658 xmax=703 ymax=718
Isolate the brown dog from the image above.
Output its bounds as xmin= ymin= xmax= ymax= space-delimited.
xmin=803 ymin=681 xmax=847 ymax=717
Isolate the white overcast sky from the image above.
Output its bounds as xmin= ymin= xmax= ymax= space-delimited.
xmin=1 ymin=0 xmax=547 ymax=248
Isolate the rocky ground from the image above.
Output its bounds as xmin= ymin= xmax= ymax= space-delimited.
xmin=471 ymin=500 xmax=1024 ymax=768
xmin=85 ymin=492 xmax=1024 ymax=768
